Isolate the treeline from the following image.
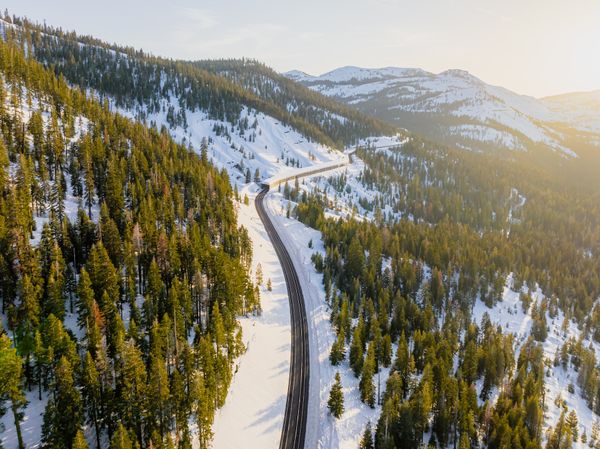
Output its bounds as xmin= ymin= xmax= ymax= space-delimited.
xmin=0 ymin=33 xmax=257 ymax=449
xmin=1 ymin=14 xmax=394 ymax=150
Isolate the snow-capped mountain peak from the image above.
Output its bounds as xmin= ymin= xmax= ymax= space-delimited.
xmin=286 ymin=66 xmax=600 ymax=157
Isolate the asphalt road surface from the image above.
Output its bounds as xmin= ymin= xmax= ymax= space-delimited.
xmin=255 ymin=186 xmax=309 ymax=449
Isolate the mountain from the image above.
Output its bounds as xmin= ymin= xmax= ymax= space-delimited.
xmin=0 ymin=18 xmax=397 ymax=188
xmin=542 ymin=90 xmax=600 ymax=134
xmin=286 ymin=66 xmax=600 ymax=157
xmin=3 ymin=11 xmax=600 ymax=449
xmin=191 ymin=59 xmax=397 ymax=145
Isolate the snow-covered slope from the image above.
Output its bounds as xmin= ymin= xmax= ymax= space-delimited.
xmin=117 ymin=98 xmax=346 ymax=189
xmin=542 ymin=90 xmax=600 ymax=134
xmin=287 ymin=66 xmax=600 ymax=157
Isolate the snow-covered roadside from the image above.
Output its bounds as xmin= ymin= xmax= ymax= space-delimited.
xmin=211 ymin=185 xmax=291 ymax=449
xmin=265 ymin=192 xmax=391 ymax=449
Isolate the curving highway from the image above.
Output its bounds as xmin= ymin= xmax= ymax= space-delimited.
xmin=255 ymin=186 xmax=310 ymax=449
xmin=255 ymin=154 xmax=357 ymax=449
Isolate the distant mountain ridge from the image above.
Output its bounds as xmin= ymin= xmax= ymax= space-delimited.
xmin=542 ymin=89 xmax=600 ymax=134
xmin=286 ymin=66 xmax=600 ymax=157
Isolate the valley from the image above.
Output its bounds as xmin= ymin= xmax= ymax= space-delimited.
xmin=0 ymin=9 xmax=600 ymax=449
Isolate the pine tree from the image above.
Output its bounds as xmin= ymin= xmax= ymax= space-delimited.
xmin=41 ymin=356 xmax=83 ymax=449
xmin=119 ymin=340 xmax=146 ymax=443
xmin=327 ymin=372 xmax=344 ymax=418
xmin=110 ymin=424 xmax=133 ymax=449
xmin=329 ymin=329 xmax=346 ymax=366
xmin=0 ymin=332 xmax=27 ymax=449
xmin=77 ymin=269 xmax=95 ymax=330
xmin=360 ymin=342 xmax=376 ymax=408
xmin=148 ymin=354 xmax=170 ymax=436
xmin=349 ymin=320 xmax=364 ymax=377
xmin=73 ymin=430 xmax=89 ymax=449
xmin=255 ymin=263 xmax=263 ymax=286
xmin=45 ymin=242 xmax=66 ymax=319
xmin=16 ymin=274 xmax=41 ymax=379
xmin=345 ymin=237 xmax=364 ymax=283
xmin=81 ymin=352 xmax=102 ymax=449
xmin=566 ymin=410 xmax=579 ymax=443
xmin=359 ymin=422 xmax=374 ymax=449
xmin=192 ymin=370 xmax=213 ymax=449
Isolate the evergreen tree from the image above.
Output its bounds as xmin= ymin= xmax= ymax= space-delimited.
xmin=360 ymin=342 xmax=376 ymax=408
xmin=327 ymin=372 xmax=344 ymax=418
xmin=41 ymin=357 xmax=82 ymax=449
xmin=81 ymin=352 xmax=102 ymax=449
xmin=359 ymin=422 xmax=374 ymax=449
xmin=350 ymin=319 xmax=364 ymax=377
xmin=73 ymin=430 xmax=89 ymax=449
xmin=0 ymin=332 xmax=26 ymax=449
xmin=329 ymin=329 xmax=346 ymax=366
xmin=110 ymin=424 xmax=133 ymax=449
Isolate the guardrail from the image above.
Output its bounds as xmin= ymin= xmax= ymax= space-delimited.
xmin=261 ymin=150 xmax=355 ymax=190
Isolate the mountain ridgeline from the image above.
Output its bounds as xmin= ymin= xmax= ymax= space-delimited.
xmin=2 ymin=16 xmax=395 ymax=150
xmin=287 ymin=66 xmax=600 ymax=186
xmin=191 ymin=59 xmax=396 ymax=146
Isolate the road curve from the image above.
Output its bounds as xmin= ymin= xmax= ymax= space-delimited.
xmin=255 ymin=186 xmax=310 ymax=449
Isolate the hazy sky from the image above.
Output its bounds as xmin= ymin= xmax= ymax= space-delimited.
xmin=4 ymin=0 xmax=600 ymax=97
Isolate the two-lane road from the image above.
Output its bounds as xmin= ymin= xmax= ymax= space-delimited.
xmin=255 ymin=186 xmax=310 ymax=449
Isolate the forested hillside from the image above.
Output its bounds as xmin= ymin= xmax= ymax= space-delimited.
xmin=1 ymin=9 xmax=599 ymax=449
xmin=1 ymin=16 xmax=394 ymax=151
xmin=282 ymin=136 xmax=600 ymax=449
xmin=0 ymin=30 xmax=257 ymax=449
xmin=192 ymin=59 xmax=396 ymax=147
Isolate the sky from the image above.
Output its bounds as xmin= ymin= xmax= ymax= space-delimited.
xmin=4 ymin=0 xmax=600 ymax=97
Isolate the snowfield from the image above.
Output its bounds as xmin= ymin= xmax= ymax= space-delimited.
xmin=211 ymin=185 xmax=291 ymax=449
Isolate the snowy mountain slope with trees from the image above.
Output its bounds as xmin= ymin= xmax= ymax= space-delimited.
xmin=2 ymin=9 xmax=600 ymax=449
xmin=277 ymin=133 xmax=600 ymax=449
xmin=286 ymin=66 xmax=600 ymax=157
xmin=0 ymin=17 xmax=401 ymax=194
xmin=472 ymin=276 xmax=600 ymax=449
xmin=265 ymin=188 xmax=393 ymax=449
xmin=0 ymin=31 xmax=259 ymax=449
xmin=0 ymin=13 xmax=400 ymax=449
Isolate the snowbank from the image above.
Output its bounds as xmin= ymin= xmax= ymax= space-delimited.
xmin=211 ymin=184 xmax=291 ymax=449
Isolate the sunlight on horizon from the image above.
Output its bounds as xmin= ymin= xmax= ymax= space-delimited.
xmin=1 ymin=0 xmax=599 ymax=97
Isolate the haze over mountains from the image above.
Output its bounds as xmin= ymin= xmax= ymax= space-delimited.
xmin=286 ymin=66 xmax=600 ymax=157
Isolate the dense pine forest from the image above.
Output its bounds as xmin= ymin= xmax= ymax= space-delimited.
xmin=287 ymin=137 xmax=600 ymax=449
xmin=0 ymin=29 xmax=258 ymax=449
